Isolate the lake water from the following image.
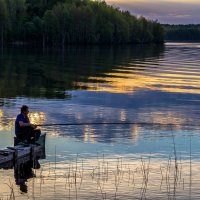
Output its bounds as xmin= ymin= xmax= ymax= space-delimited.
xmin=0 ymin=43 xmax=200 ymax=199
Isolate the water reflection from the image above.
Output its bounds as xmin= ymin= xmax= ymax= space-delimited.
xmin=14 ymin=160 xmax=40 ymax=193
xmin=0 ymin=45 xmax=164 ymax=99
xmin=0 ymin=158 xmax=41 ymax=195
xmin=0 ymin=155 xmax=199 ymax=199
xmin=1 ymin=43 xmax=199 ymax=136
xmin=1 ymin=96 xmax=200 ymax=143
xmin=0 ymin=110 xmax=46 ymax=131
xmin=1 ymin=43 xmax=200 ymax=199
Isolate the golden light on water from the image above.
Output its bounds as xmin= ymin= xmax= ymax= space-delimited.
xmin=0 ymin=110 xmax=3 ymax=118
xmin=0 ymin=110 xmax=4 ymax=131
xmin=77 ymin=60 xmax=200 ymax=95
xmin=142 ymin=111 xmax=186 ymax=125
xmin=0 ymin=111 xmax=46 ymax=131
xmin=28 ymin=112 xmax=46 ymax=126
xmin=0 ymin=109 xmax=14 ymax=131
xmin=84 ymin=125 xmax=95 ymax=143
xmin=131 ymin=124 xmax=140 ymax=144
xmin=120 ymin=110 xmax=126 ymax=121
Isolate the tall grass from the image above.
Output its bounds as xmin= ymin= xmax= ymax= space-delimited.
xmin=0 ymin=137 xmax=195 ymax=200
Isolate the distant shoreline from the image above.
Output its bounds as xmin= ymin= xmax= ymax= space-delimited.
xmin=164 ymin=24 xmax=200 ymax=41
xmin=5 ymin=40 xmax=200 ymax=48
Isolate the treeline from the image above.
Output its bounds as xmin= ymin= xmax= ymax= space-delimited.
xmin=164 ymin=24 xmax=200 ymax=41
xmin=0 ymin=0 xmax=164 ymax=47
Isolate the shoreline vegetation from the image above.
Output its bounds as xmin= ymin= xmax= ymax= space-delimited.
xmin=0 ymin=0 xmax=164 ymax=48
xmin=164 ymin=24 xmax=200 ymax=42
xmin=1 ymin=0 xmax=199 ymax=48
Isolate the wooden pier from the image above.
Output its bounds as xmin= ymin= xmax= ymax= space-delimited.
xmin=0 ymin=134 xmax=46 ymax=169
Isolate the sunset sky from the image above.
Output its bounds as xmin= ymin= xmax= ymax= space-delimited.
xmin=106 ymin=0 xmax=200 ymax=24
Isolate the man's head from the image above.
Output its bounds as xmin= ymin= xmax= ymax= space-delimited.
xmin=21 ymin=105 xmax=29 ymax=115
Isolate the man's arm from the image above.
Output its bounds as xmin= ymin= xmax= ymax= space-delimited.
xmin=19 ymin=121 xmax=37 ymax=129
xmin=19 ymin=121 xmax=31 ymax=127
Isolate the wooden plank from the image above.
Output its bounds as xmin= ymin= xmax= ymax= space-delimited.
xmin=0 ymin=160 xmax=13 ymax=169
xmin=0 ymin=133 xmax=46 ymax=168
xmin=15 ymin=146 xmax=31 ymax=159
xmin=7 ymin=146 xmax=31 ymax=160
xmin=30 ymin=144 xmax=43 ymax=158
xmin=0 ymin=150 xmax=14 ymax=165
xmin=15 ymin=155 xmax=31 ymax=166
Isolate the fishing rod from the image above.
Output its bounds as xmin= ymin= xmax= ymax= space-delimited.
xmin=36 ymin=122 xmax=199 ymax=127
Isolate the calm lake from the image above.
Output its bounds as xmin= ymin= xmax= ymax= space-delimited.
xmin=1 ymin=43 xmax=200 ymax=199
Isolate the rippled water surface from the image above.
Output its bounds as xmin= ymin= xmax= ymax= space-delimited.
xmin=0 ymin=43 xmax=200 ymax=199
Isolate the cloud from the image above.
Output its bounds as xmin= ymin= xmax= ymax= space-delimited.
xmin=106 ymin=0 xmax=200 ymax=24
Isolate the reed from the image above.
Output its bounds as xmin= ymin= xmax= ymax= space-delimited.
xmin=0 ymin=141 xmax=195 ymax=200
xmin=5 ymin=180 xmax=15 ymax=200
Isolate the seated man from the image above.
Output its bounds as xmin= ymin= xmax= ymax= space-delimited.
xmin=15 ymin=105 xmax=41 ymax=144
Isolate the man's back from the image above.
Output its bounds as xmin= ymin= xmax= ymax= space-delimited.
xmin=15 ymin=113 xmax=29 ymax=136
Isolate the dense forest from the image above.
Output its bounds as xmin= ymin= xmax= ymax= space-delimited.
xmin=164 ymin=24 xmax=200 ymax=41
xmin=0 ymin=0 xmax=164 ymax=47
